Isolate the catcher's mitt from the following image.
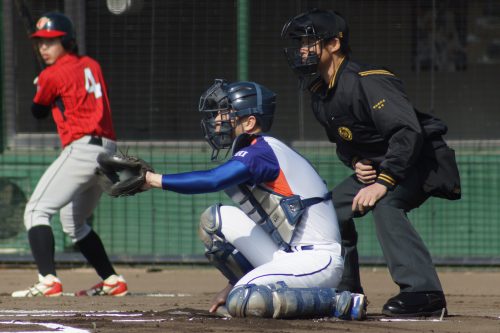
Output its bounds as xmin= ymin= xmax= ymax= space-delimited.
xmin=95 ymin=152 xmax=154 ymax=197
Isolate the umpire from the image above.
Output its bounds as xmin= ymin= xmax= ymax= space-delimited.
xmin=281 ymin=9 xmax=461 ymax=317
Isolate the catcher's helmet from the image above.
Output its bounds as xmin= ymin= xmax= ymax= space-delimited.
xmin=31 ymin=12 xmax=76 ymax=50
xmin=199 ymin=79 xmax=276 ymax=159
xmin=281 ymin=8 xmax=349 ymax=77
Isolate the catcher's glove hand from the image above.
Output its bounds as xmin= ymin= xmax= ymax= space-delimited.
xmin=95 ymin=152 xmax=154 ymax=197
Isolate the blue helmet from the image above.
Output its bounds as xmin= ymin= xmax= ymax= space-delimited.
xmin=199 ymin=79 xmax=276 ymax=159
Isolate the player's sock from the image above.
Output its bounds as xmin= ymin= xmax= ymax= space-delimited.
xmin=28 ymin=225 xmax=57 ymax=276
xmin=77 ymin=229 xmax=116 ymax=280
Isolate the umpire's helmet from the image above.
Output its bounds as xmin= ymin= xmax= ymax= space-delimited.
xmin=199 ymin=79 xmax=276 ymax=160
xmin=281 ymin=8 xmax=350 ymax=77
xmin=31 ymin=12 xmax=76 ymax=51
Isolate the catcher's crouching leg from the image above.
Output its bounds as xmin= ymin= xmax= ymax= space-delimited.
xmin=226 ymin=283 xmax=366 ymax=320
xmin=198 ymin=204 xmax=254 ymax=285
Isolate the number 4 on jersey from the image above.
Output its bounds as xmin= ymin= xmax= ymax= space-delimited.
xmin=84 ymin=67 xmax=102 ymax=99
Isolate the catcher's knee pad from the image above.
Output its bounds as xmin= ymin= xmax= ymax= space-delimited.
xmin=226 ymin=284 xmax=274 ymax=318
xmin=199 ymin=204 xmax=254 ymax=284
xmin=227 ymin=282 xmax=338 ymax=319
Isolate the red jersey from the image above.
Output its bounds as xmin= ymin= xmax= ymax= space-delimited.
xmin=33 ymin=53 xmax=116 ymax=147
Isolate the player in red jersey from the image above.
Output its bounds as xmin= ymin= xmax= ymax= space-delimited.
xmin=12 ymin=12 xmax=127 ymax=297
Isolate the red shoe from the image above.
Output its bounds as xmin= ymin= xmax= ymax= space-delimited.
xmin=76 ymin=275 xmax=128 ymax=296
xmin=11 ymin=274 xmax=63 ymax=297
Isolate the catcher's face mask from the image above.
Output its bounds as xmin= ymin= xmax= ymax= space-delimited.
xmin=199 ymin=79 xmax=237 ymax=160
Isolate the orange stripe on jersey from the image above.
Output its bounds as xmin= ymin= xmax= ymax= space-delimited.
xmin=264 ymin=169 xmax=293 ymax=197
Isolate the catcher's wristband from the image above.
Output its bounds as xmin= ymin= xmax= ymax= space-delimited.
xmin=376 ymin=171 xmax=397 ymax=190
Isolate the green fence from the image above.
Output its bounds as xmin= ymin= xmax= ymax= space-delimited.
xmin=1 ymin=140 xmax=499 ymax=265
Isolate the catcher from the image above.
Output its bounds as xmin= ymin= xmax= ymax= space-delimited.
xmin=96 ymin=79 xmax=367 ymax=319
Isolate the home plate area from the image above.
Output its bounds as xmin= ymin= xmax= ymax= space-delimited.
xmin=0 ymin=268 xmax=498 ymax=333
xmin=0 ymin=308 xmax=227 ymax=333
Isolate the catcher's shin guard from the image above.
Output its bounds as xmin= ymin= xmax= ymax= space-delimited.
xmin=226 ymin=284 xmax=274 ymax=318
xmin=226 ymin=282 xmax=338 ymax=319
xmin=199 ymin=204 xmax=254 ymax=284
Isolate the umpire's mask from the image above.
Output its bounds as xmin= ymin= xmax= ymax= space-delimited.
xmin=281 ymin=9 xmax=350 ymax=82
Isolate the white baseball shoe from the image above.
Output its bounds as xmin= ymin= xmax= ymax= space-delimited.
xmin=76 ymin=274 xmax=128 ymax=296
xmin=11 ymin=274 xmax=63 ymax=297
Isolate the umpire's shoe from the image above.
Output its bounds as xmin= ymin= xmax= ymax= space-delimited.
xmin=382 ymin=291 xmax=447 ymax=317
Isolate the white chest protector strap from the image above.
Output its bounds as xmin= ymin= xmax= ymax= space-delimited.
xmin=225 ymin=185 xmax=332 ymax=250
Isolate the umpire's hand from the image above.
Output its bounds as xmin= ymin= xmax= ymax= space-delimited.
xmin=354 ymin=160 xmax=377 ymax=184
xmin=352 ymin=182 xmax=388 ymax=214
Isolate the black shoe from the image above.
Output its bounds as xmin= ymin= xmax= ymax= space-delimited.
xmin=382 ymin=291 xmax=447 ymax=317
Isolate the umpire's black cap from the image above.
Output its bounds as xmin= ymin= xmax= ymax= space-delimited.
xmin=282 ymin=8 xmax=350 ymax=52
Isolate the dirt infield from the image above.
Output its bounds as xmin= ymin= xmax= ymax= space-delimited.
xmin=0 ymin=266 xmax=498 ymax=332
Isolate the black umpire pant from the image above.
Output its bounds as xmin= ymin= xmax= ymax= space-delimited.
xmin=332 ymin=167 xmax=443 ymax=294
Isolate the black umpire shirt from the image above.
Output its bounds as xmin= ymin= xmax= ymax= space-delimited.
xmin=309 ymin=57 xmax=448 ymax=189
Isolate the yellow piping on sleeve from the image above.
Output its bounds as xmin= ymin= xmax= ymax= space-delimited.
xmin=358 ymin=69 xmax=395 ymax=77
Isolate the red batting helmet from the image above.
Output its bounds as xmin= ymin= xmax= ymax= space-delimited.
xmin=31 ymin=12 xmax=76 ymax=49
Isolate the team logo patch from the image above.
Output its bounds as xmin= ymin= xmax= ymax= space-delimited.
xmin=338 ymin=127 xmax=353 ymax=141
xmin=36 ymin=17 xmax=51 ymax=30
xmin=234 ymin=150 xmax=249 ymax=158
